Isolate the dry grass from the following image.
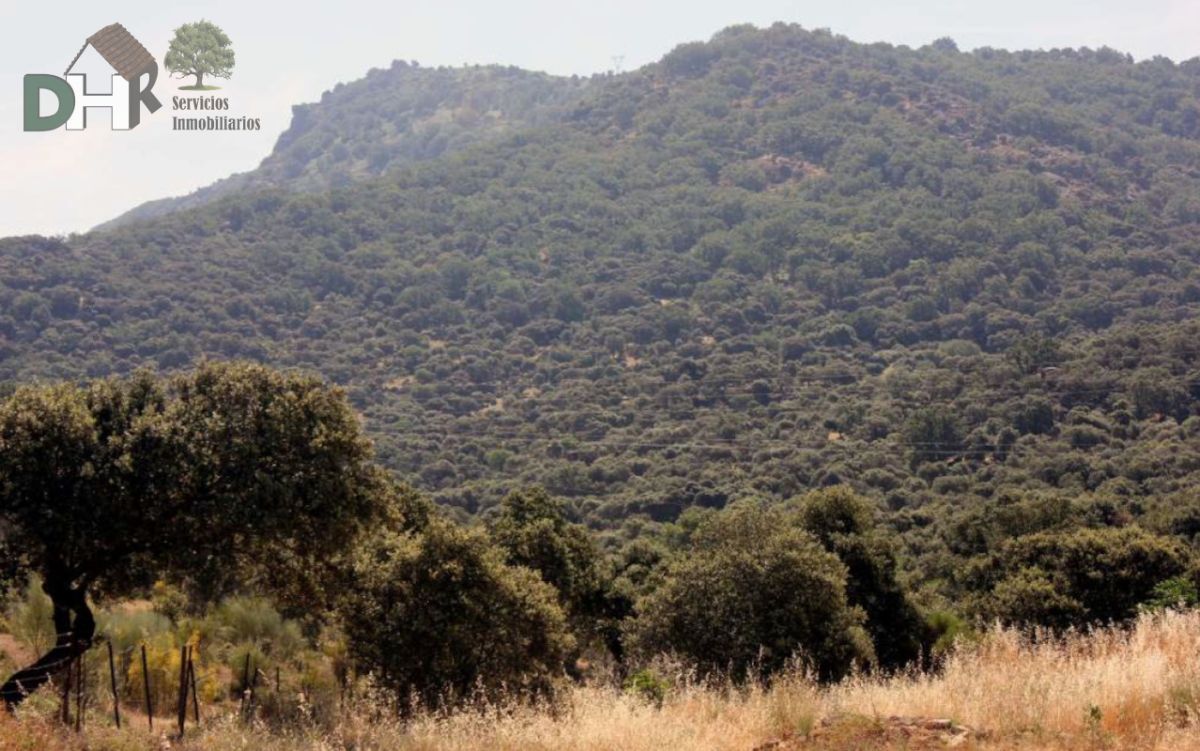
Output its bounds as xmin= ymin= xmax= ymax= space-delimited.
xmin=7 ymin=609 xmax=1200 ymax=750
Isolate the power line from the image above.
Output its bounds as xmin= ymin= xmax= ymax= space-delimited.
xmin=366 ymin=423 xmax=1064 ymax=457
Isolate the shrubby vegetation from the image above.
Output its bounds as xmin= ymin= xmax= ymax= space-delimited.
xmin=3 ymin=21 xmax=1200 ymax=712
xmin=0 ymin=368 xmax=1195 ymax=716
xmin=489 ymin=488 xmax=631 ymax=661
xmin=968 ymin=526 xmax=1191 ymax=627
xmin=340 ymin=518 xmax=574 ymax=708
xmin=797 ymin=487 xmax=932 ymax=668
xmin=630 ymin=503 xmax=874 ymax=680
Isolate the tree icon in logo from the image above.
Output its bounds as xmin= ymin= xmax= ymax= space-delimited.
xmin=165 ymin=20 xmax=235 ymax=90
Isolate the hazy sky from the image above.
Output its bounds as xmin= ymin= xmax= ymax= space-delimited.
xmin=2 ymin=0 xmax=1198 ymax=238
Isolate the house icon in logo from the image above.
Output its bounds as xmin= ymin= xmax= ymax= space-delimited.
xmin=23 ymin=23 xmax=162 ymax=131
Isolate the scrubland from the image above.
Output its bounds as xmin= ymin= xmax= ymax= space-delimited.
xmin=5 ymin=609 xmax=1200 ymax=751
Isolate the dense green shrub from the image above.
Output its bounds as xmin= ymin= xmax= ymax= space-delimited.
xmin=489 ymin=488 xmax=630 ymax=658
xmin=339 ymin=520 xmax=574 ymax=708
xmin=631 ymin=503 xmax=873 ymax=681
xmin=972 ymin=527 xmax=1191 ymax=627
xmin=798 ymin=487 xmax=933 ymax=668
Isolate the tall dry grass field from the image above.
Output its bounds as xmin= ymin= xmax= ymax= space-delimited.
xmin=5 ymin=609 xmax=1200 ymax=750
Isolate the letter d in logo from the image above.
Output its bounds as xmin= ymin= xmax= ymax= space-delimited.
xmin=23 ymin=75 xmax=75 ymax=131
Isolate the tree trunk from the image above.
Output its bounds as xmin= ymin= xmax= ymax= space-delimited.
xmin=0 ymin=580 xmax=95 ymax=710
xmin=194 ymin=72 xmax=204 ymax=88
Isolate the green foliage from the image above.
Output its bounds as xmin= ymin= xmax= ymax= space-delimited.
xmin=105 ymin=64 xmax=589 ymax=226
xmin=202 ymin=596 xmax=305 ymax=660
xmin=1012 ymin=396 xmax=1056 ymax=436
xmin=490 ymin=488 xmax=630 ymax=656
xmin=490 ymin=488 xmax=601 ymax=611
xmin=630 ymin=503 xmax=874 ymax=681
xmin=624 ymin=667 xmax=671 ymax=706
xmin=151 ymin=579 xmax=189 ymax=622
xmin=983 ymin=567 xmax=1087 ymax=628
xmin=3 ymin=23 xmax=1200 ymax=668
xmin=0 ymin=364 xmax=390 ymax=607
xmin=98 ymin=607 xmax=173 ymax=655
xmin=1007 ymin=335 xmax=1062 ymax=376
xmin=1127 ymin=368 xmax=1192 ymax=420
xmin=798 ymin=487 xmax=933 ymax=668
xmin=1141 ymin=575 xmax=1200 ymax=611
xmin=338 ymin=519 xmax=574 ymax=708
xmin=925 ymin=609 xmax=973 ymax=657
xmin=904 ymin=408 xmax=964 ymax=466
xmin=798 ymin=486 xmax=874 ymax=543
xmin=4 ymin=576 xmax=54 ymax=654
xmin=972 ymin=527 xmax=1191 ymax=628
xmin=4 ymin=26 xmax=1200 ymax=555
xmin=662 ymin=41 xmax=721 ymax=78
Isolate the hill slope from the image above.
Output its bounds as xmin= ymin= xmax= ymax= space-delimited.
xmin=4 ymin=23 xmax=1200 ymax=600
xmin=98 ymin=62 xmax=591 ymax=229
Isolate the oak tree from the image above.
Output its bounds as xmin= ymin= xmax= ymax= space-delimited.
xmin=631 ymin=503 xmax=874 ymax=681
xmin=0 ymin=363 xmax=389 ymax=707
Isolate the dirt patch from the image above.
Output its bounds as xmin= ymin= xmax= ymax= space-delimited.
xmin=755 ymin=714 xmax=980 ymax=750
xmin=478 ymin=397 xmax=506 ymax=415
xmin=384 ymin=375 xmax=414 ymax=391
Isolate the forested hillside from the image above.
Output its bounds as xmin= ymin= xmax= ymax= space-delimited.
xmin=5 ymin=23 xmax=1200 ymax=611
xmin=99 ymin=63 xmax=590 ymax=228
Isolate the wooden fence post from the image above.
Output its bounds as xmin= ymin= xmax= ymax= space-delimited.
xmin=247 ymin=664 xmax=260 ymax=718
xmin=59 ymin=656 xmax=72 ymax=726
xmin=107 ymin=641 xmax=121 ymax=728
xmin=140 ymin=644 xmax=153 ymax=731
xmin=175 ymin=645 xmax=188 ymax=737
xmin=238 ymin=653 xmax=251 ymax=717
xmin=74 ymin=653 xmax=84 ymax=732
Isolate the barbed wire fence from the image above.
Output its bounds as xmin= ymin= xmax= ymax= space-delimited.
xmin=3 ymin=630 xmax=287 ymax=739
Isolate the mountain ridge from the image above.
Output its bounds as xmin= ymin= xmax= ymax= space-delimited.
xmin=96 ymin=61 xmax=593 ymax=230
xmin=4 ymin=22 xmax=1200 ymax=606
